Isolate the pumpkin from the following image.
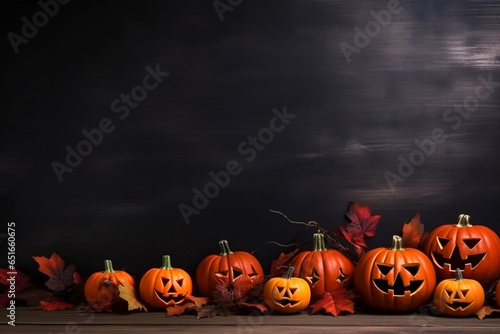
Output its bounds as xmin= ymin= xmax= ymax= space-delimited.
xmin=84 ymin=259 xmax=135 ymax=306
xmin=290 ymin=233 xmax=355 ymax=300
xmin=423 ymin=214 xmax=500 ymax=287
xmin=139 ymin=255 xmax=193 ymax=309
xmin=264 ymin=266 xmax=310 ymax=314
xmin=354 ymin=235 xmax=436 ymax=313
xmin=195 ymin=239 xmax=264 ymax=297
xmin=434 ymin=268 xmax=484 ymax=317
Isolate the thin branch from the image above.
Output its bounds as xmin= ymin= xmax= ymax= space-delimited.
xmin=265 ymin=241 xmax=301 ymax=248
xmin=269 ymin=209 xmax=321 ymax=228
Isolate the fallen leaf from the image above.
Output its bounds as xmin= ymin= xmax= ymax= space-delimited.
xmin=166 ymin=302 xmax=196 ymax=316
xmin=32 ymin=253 xmax=76 ymax=292
xmin=238 ymin=302 xmax=269 ymax=314
xmin=38 ymin=300 xmax=74 ymax=311
xmin=118 ymin=282 xmax=147 ymax=311
xmin=309 ymin=289 xmax=356 ymax=317
xmin=401 ymin=213 xmax=426 ymax=249
xmin=196 ymin=304 xmax=218 ymax=319
xmin=269 ymin=249 xmax=299 ymax=278
xmin=477 ymin=306 xmax=500 ymax=319
xmin=338 ymin=202 xmax=381 ymax=256
xmin=17 ymin=288 xmax=55 ymax=307
xmin=185 ymin=295 xmax=208 ymax=307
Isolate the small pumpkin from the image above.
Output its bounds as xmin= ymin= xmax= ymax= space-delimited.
xmin=264 ymin=266 xmax=311 ymax=314
xmin=434 ymin=268 xmax=484 ymax=317
xmin=354 ymin=235 xmax=436 ymax=313
xmin=423 ymin=214 xmax=500 ymax=287
xmin=195 ymin=239 xmax=264 ymax=297
xmin=84 ymin=259 xmax=135 ymax=306
xmin=139 ymin=255 xmax=193 ymax=309
xmin=291 ymin=233 xmax=355 ymax=300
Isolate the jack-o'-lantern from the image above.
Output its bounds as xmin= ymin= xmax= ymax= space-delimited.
xmin=434 ymin=268 xmax=484 ymax=317
xmin=139 ymin=255 xmax=193 ymax=309
xmin=196 ymin=240 xmax=264 ymax=297
xmin=84 ymin=259 xmax=135 ymax=307
xmin=354 ymin=235 xmax=436 ymax=313
xmin=290 ymin=233 xmax=355 ymax=300
xmin=264 ymin=266 xmax=311 ymax=314
xmin=423 ymin=214 xmax=500 ymax=287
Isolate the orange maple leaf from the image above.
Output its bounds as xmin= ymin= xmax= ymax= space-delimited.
xmin=32 ymin=253 xmax=77 ymax=292
xmin=166 ymin=302 xmax=196 ymax=316
xmin=269 ymin=249 xmax=298 ymax=278
xmin=38 ymin=300 xmax=74 ymax=311
xmin=118 ymin=282 xmax=147 ymax=312
xmin=309 ymin=289 xmax=356 ymax=317
xmin=401 ymin=213 xmax=428 ymax=249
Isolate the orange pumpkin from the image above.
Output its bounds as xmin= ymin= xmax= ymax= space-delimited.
xmin=434 ymin=268 xmax=484 ymax=317
xmin=354 ymin=235 xmax=436 ymax=313
xmin=195 ymin=240 xmax=263 ymax=297
xmin=290 ymin=233 xmax=355 ymax=300
xmin=423 ymin=214 xmax=500 ymax=287
xmin=264 ymin=266 xmax=310 ymax=314
xmin=139 ymin=255 xmax=193 ymax=309
xmin=84 ymin=259 xmax=135 ymax=306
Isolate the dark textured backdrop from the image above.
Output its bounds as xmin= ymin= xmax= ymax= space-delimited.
xmin=2 ymin=0 xmax=500 ymax=281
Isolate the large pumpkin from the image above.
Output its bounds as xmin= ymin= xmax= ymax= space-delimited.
xmin=195 ymin=240 xmax=263 ymax=297
xmin=264 ymin=266 xmax=310 ymax=314
xmin=423 ymin=214 xmax=500 ymax=287
xmin=354 ymin=235 xmax=436 ymax=313
xmin=84 ymin=259 xmax=135 ymax=306
xmin=139 ymin=255 xmax=193 ymax=309
xmin=290 ymin=233 xmax=355 ymax=300
xmin=434 ymin=268 xmax=484 ymax=317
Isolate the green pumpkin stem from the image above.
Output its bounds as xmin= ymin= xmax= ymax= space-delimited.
xmin=456 ymin=214 xmax=472 ymax=227
xmin=160 ymin=255 xmax=173 ymax=270
xmin=104 ymin=259 xmax=115 ymax=273
xmin=284 ymin=266 xmax=295 ymax=279
xmin=455 ymin=268 xmax=464 ymax=281
xmin=219 ymin=240 xmax=234 ymax=256
xmin=313 ymin=233 xmax=327 ymax=251
xmin=390 ymin=235 xmax=404 ymax=251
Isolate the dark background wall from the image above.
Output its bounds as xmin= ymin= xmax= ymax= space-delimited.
xmin=2 ymin=0 xmax=500 ymax=282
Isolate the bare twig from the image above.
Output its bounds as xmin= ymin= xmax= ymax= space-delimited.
xmin=265 ymin=241 xmax=301 ymax=248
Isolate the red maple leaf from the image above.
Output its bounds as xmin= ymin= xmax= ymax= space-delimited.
xmin=338 ymin=202 xmax=381 ymax=256
xmin=401 ymin=213 xmax=428 ymax=249
xmin=32 ymin=253 xmax=77 ymax=292
xmin=238 ymin=302 xmax=269 ymax=314
xmin=309 ymin=289 xmax=356 ymax=317
xmin=269 ymin=249 xmax=298 ymax=278
xmin=0 ymin=268 xmax=32 ymax=292
xmin=38 ymin=300 xmax=74 ymax=311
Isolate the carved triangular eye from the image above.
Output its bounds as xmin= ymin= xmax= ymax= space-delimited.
xmin=161 ymin=277 xmax=170 ymax=286
xmin=403 ymin=264 xmax=420 ymax=276
xmin=376 ymin=264 xmax=393 ymax=276
xmin=461 ymin=289 xmax=469 ymax=297
xmin=463 ymin=238 xmax=481 ymax=249
xmin=444 ymin=289 xmax=453 ymax=298
xmin=232 ymin=268 xmax=243 ymax=280
xmin=276 ymin=286 xmax=284 ymax=294
xmin=176 ymin=279 xmax=184 ymax=287
xmin=289 ymin=288 xmax=297 ymax=295
xmin=215 ymin=270 xmax=228 ymax=277
xmin=438 ymin=237 xmax=450 ymax=248
xmin=248 ymin=265 xmax=259 ymax=278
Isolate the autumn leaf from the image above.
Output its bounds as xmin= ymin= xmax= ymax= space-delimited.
xmin=196 ymin=305 xmax=218 ymax=319
xmin=269 ymin=249 xmax=298 ymax=278
xmin=238 ymin=302 xmax=269 ymax=314
xmin=401 ymin=213 xmax=428 ymax=249
xmin=166 ymin=302 xmax=196 ymax=316
xmin=185 ymin=295 xmax=208 ymax=307
xmin=38 ymin=300 xmax=74 ymax=311
xmin=477 ymin=306 xmax=500 ymax=319
xmin=118 ymin=282 xmax=147 ymax=311
xmin=32 ymin=253 xmax=77 ymax=292
xmin=338 ymin=202 xmax=381 ymax=256
xmin=0 ymin=268 xmax=32 ymax=292
xmin=309 ymin=289 xmax=356 ymax=317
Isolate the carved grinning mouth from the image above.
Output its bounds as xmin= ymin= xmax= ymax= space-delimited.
xmin=445 ymin=301 xmax=472 ymax=310
xmin=273 ymin=298 xmax=300 ymax=306
xmin=374 ymin=274 xmax=424 ymax=296
xmin=432 ymin=245 xmax=486 ymax=271
xmin=155 ymin=290 xmax=185 ymax=304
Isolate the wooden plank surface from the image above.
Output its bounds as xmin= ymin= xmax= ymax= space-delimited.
xmin=2 ymin=307 xmax=500 ymax=333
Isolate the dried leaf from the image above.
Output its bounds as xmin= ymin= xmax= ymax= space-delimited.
xmin=166 ymin=302 xmax=196 ymax=316
xmin=196 ymin=305 xmax=218 ymax=319
xmin=17 ymin=288 xmax=55 ymax=307
xmin=118 ymin=282 xmax=147 ymax=312
xmin=185 ymin=295 xmax=208 ymax=307
xmin=38 ymin=300 xmax=74 ymax=311
xmin=269 ymin=249 xmax=298 ymax=278
xmin=401 ymin=213 xmax=426 ymax=248
xmin=238 ymin=302 xmax=269 ymax=314
xmin=477 ymin=306 xmax=500 ymax=320
xmin=32 ymin=253 xmax=76 ymax=292
xmin=309 ymin=289 xmax=356 ymax=317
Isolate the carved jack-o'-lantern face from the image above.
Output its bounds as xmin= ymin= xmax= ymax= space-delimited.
xmin=139 ymin=255 xmax=193 ymax=309
xmin=264 ymin=266 xmax=311 ymax=314
xmin=291 ymin=233 xmax=355 ymax=300
xmin=423 ymin=214 xmax=500 ymax=287
xmin=434 ymin=268 xmax=485 ymax=316
xmin=354 ymin=235 xmax=436 ymax=313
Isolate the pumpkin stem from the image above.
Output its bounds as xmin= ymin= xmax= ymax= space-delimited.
xmin=390 ymin=235 xmax=404 ymax=251
xmin=455 ymin=268 xmax=464 ymax=281
xmin=219 ymin=240 xmax=234 ymax=255
xmin=313 ymin=233 xmax=327 ymax=251
xmin=284 ymin=266 xmax=295 ymax=279
xmin=160 ymin=255 xmax=173 ymax=270
xmin=456 ymin=214 xmax=472 ymax=227
xmin=104 ymin=259 xmax=115 ymax=273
